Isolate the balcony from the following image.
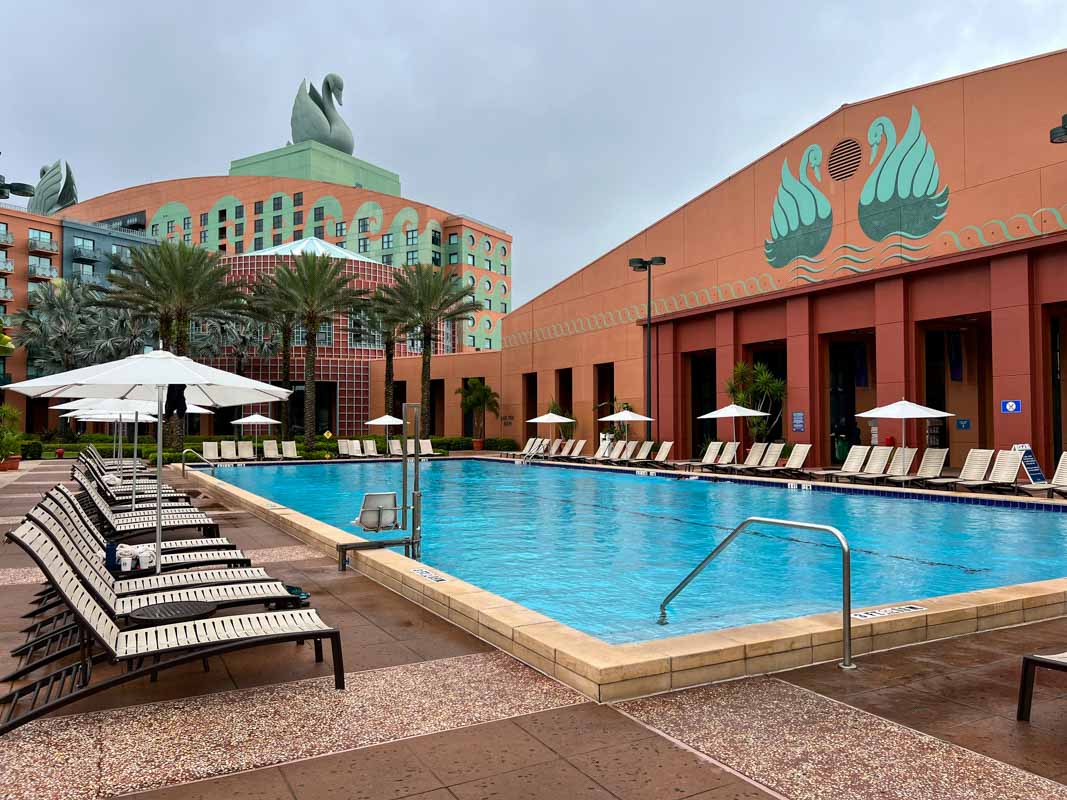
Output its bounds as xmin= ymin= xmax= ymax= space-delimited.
xmin=0 ymin=231 xmax=12 ymax=247
xmin=0 ymin=288 xmax=13 ymax=302
xmin=29 ymin=263 xmax=58 ymax=281
xmin=0 ymin=373 xmax=11 ymax=387
xmin=72 ymin=245 xmax=101 ymax=263
xmin=0 ymin=259 xmax=12 ymax=274
xmin=1 ymin=314 xmax=14 ymax=329
xmin=74 ymin=270 xmax=109 ymax=287
xmin=27 ymin=237 xmax=59 ymax=255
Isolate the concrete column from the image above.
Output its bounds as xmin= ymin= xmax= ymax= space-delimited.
xmin=443 ymin=377 xmax=464 ymax=436
xmin=989 ymin=252 xmax=1037 ymax=457
xmin=785 ymin=296 xmax=815 ymax=448
xmin=874 ymin=278 xmax=914 ymax=447
xmin=654 ymin=321 xmax=677 ymax=446
xmin=714 ymin=310 xmax=740 ymax=442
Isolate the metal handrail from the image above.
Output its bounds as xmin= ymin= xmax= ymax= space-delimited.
xmin=659 ymin=516 xmax=855 ymax=669
xmin=181 ymin=449 xmax=217 ymax=477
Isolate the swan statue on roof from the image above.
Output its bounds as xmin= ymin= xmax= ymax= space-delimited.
xmin=290 ymin=73 xmax=354 ymax=155
xmin=859 ymin=106 xmax=949 ymax=241
xmin=26 ymin=160 xmax=77 ymax=216
xmin=763 ymin=144 xmax=833 ymax=268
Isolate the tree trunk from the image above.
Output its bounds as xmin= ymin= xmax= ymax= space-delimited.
xmin=420 ymin=325 xmax=432 ymax=438
xmin=303 ymin=322 xmax=317 ymax=452
xmin=383 ymin=331 xmax=395 ymax=418
xmin=279 ymin=325 xmax=292 ymax=440
xmin=167 ymin=314 xmax=189 ymax=451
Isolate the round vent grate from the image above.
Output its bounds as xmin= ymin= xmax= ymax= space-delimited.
xmin=827 ymin=138 xmax=862 ymax=181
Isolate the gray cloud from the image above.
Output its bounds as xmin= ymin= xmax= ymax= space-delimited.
xmin=2 ymin=0 xmax=1065 ymax=304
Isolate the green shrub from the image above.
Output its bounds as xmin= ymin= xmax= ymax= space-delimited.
xmin=484 ymin=437 xmax=519 ymax=452
xmin=20 ymin=441 xmax=43 ymax=460
xmin=431 ymin=436 xmax=473 ymax=452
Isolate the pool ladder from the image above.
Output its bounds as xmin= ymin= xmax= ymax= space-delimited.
xmin=658 ymin=516 xmax=856 ymax=670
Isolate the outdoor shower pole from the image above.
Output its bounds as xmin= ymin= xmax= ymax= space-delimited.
xmin=402 ymin=402 xmax=422 ymax=560
xmin=400 ymin=407 xmax=409 ymax=530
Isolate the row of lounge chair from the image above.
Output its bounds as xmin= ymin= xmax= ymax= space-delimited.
xmin=513 ymin=438 xmax=677 ymax=467
xmin=0 ymin=446 xmax=345 ymax=735
xmin=199 ymin=438 xmax=436 ymax=462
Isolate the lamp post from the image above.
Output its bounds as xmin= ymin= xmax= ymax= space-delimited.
xmin=0 ymin=152 xmax=36 ymax=201
xmin=628 ymin=255 xmax=666 ymax=440
xmin=1052 ymin=115 xmax=1067 ymax=144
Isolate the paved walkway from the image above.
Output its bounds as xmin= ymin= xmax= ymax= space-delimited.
xmin=0 ymin=459 xmax=1065 ymax=799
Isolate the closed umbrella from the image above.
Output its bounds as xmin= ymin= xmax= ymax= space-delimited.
xmin=697 ymin=404 xmax=769 ymax=463
xmin=598 ymin=409 xmax=653 ymax=441
xmin=856 ymin=400 xmax=954 ymax=475
xmin=527 ymin=411 xmax=575 ymax=440
xmin=6 ymin=350 xmax=291 ymax=573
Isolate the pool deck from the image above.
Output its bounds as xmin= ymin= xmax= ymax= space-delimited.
xmin=2 ymin=460 xmax=1067 ymax=798
xmin=183 ymin=455 xmax=1067 ymax=703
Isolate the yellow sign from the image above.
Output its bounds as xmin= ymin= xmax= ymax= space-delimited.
xmin=324 ymin=431 xmax=333 ymax=439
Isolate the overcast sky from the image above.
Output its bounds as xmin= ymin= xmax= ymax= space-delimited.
xmin=3 ymin=2 xmax=1065 ymax=305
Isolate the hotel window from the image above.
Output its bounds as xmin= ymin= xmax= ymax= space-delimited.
xmin=254 ymin=200 xmax=263 ymax=215
xmin=466 ymin=275 xmax=476 ymax=287
xmin=151 ymin=224 xmax=159 ymax=236
xmin=183 ymin=233 xmax=191 ymax=244
xmin=29 ymin=255 xmax=53 ymax=269
xmin=199 ymin=212 xmax=208 ymax=227
xmin=217 ymin=242 xmax=226 ymax=253
xmin=272 ymin=215 xmax=282 ymax=230
xmin=335 ymin=221 xmax=347 ymax=237
xmin=381 ymin=233 xmax=393 ymax=249
xmin=467 ymin=234 xmax=475 ymax=246
xmin=183 ymin=216 xmax=191 ymax=229
xmin=381 ymin=254 xmax=393 ymax=265
xmin=484 ymin=339 xmax=492 ymax=349
xmin=448 ymin=253 xmax=459 ymax=265
xmin=431 ymin=251 xmax=441 ymax=266
xmin=235 ymin=222 xmax=244 ymax=236
xmin=254 ymin=237 xmax=263 ymax=250
xmin=337 ymin=241 xmax=345 ymax=247
xmin=166 ymin=220 xmax=175 ymax=234
xmin=235 ymin=204 xmax=244 ymax=219
xmin=199 ymin=230 xmax=208 ymax=244
xmin=73 ymin=236 xmax=94 ymax=250
xmin=293 ymin=229 xmax=303 ymax=239
xmin=357 ymin=217 xmax=369 ymax=233
xmin=501 ymin=302 xmax=508 ymax=313
xmin=272 ymin=196 xmax=283 ymax=212
xmin=254 ymin=219 xmax=263 ymax=233
xmin=431 ymin=230 xmax=441 ymax=246
xmin=348 ymin=310 xmax=384 ymax=349
xmin=111 ymin=244 xmax=131 ymax=261
xmin=484 ymin=258 xmax=491 ymax=271
xmin=405 ymin=250 xmax=418 ymax=266
xmin=485 ymin=298 xmax=492 ymax=310
xmin=500 ymin=263 xmax=508 ymax=275
xmin=273 ymin=234 xmax=282 ymax=246
xmin=294 ymin=321 xmax=332 ymax=347
xmin=467 ymin=335 xmax=476 ymax=347
xmin=448 ymin=233 xmax=458 ymax=245
xmin=314 ymin=226 xmax=324 ymax=238
xmin=313 ymin=206 xmax=324 ymax=222
xmin=218 ymin=209 xmax=227 ymax=222
xmin=467 ymin=293 xmax=476 ymax=304
xmin=234 ymin=240 xmax=244 ymax=254
xmin=406 ymin=229 xmax=418 ymax=246
xmin=293 ymin=192 xmax=303 ymax=207
xmin=217 ymin=227 xmax=226 ymax=239
xmin=466 ymin=254 xmax=475 ymax=265
xmin=293 ymin=210 xmax=303 ymax=226
xmin=357 ymin=238 xmax=369 ymax=253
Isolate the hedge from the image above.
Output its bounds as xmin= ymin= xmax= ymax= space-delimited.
xmin=484 ymin=437 xmax=519 ymax=452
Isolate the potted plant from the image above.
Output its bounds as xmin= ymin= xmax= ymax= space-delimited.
xmin=456 ymin=378 xmax=500 ymax=451
xmin=0 ymin=405 xmax=23 ymax=471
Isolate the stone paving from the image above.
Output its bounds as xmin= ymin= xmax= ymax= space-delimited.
xmin=0 ymin=459 xmax=1065 ymax=799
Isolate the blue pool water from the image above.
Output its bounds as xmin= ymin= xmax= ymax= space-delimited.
xmin=216 ymin=459 xmax=1067 ymax=643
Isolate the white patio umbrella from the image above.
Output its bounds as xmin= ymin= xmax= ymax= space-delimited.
xmin=527 ymin=411 xmax=575 ymax=440
xmin=231 ymin=413 xmax=280 ymax=451
xmin=697 ymin=404 xmax=769 ymax=462
xmin=856 ymin=400 xmax=954 ymax=475
xmin=367 ymin=414 xmax=404 ymax=447
xmin=6 ymin=350 xmax=291 ymax=573
xmin=598 ymin=409 xmax=653 ymax=441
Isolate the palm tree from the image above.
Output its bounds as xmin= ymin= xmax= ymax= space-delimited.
xmin=456 ymin=378 xmax=500 ymax=442
xmin=726 ymin=361 xmax=786 ymax=441
xmin=378 ymin=264 xmax=482 ymax=437
xmin=193 ymin=318 xmax=279 ymax=376
xmin=251 ymin=279 xmax=298 ymax=438
xmin=353 ymin=290 xmax=404 ymax=416
xmin=12 ymin=280 xmax=98 ymax=374
xmin=267 ymin=253 xmax=366 ymax=450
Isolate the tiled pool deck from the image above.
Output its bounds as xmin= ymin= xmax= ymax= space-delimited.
xmin=0 ymin=459 xmax=1065 ymax=798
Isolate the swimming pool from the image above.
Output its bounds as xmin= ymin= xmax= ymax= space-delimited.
xmin=215 ymin=459 xmax=1067 ymax=644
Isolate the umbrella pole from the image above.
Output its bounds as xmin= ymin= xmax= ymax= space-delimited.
xmin=155 ymin=386 xmax=164 ymax=575
xmin=733 ymin=417 xmax=738 ymax=463
xmin=118 ymin=414 xmax=123 ymax=474
xmin=131 ymin=412 xmax=138 ymax=513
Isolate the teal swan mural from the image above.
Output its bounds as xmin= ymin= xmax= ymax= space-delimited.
xmin=764 ymin=144 xmax=833 ymax=268
xmin=764 ymin=106 xmax=952 ymax=283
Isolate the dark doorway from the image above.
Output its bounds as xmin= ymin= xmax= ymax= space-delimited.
xmin=555 ymin=368 xmax=573 ymax=417
xmin=1053 ymin=314 xmax=1064 ymax=464
xmin=287 ymin=381 xmax=337 ymax=435
xmin=391 ymin=381 xmax=407 ymax=418
xmin=745 ymin=342 xmax=787 ymax=441
xmin=924 ymin=331 xmax=949 ymax=450
xmin=461 ymin=376 xmax=485 ymax=437
xmin=594 ymin=362 xmax=614 ymax=435
xmin=522 ymin=372 xmax=538 ymax=440
xmin=430 ymin=379 xmax=445 ymax=436
xmin=827 ymin=340 xmax=871 ymax=463
xmin=687 ymin=350 xmax=716 ymax=456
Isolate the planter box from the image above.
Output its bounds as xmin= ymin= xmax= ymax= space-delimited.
xmin=0 ymin=456 xmax=22 ymax=471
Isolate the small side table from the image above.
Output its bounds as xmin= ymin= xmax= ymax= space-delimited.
xmin=127 ymin=600 xmax=218 ymax=681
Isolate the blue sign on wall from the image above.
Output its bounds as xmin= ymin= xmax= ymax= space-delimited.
xmin=1000 ymin=400 xmax=1022 ymax=414
xmin=791 ymin=411 xmax=805 ymax=433
xmin=955 ymin=418 xmax=971 ymax=430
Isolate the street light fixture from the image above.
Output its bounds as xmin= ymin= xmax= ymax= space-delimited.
xmin=0 ymin=152 xmax=36 ymax=200
xmin=629 ymin=255 xmax=666 ymax=440
xmin=1052 ymin=115 xmax=1067 ymax=145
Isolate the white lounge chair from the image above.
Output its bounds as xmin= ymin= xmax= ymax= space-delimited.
xmin=804 ymin=445 xmax=870 ymax=481
xmin=506 ymin=438 xmax=537 ymax=459
xmin=885 ymin=448 xmax=947 ymax=486
xmin=220 ymin=441 xmax=238 ymax=461
xmin=635 ymin=442 xmax=673 ymax=467
xmin=584 ymin=440 xmax=624 ymax=463
xmin=388 ymin=439 xmax=404 ymax=457
xmin=851 ymin=447 xmax=916 ymax=484
xmin=419 ymin=439 xmax=435 ymax=456
xmin=262 ymin=440 xmax=281 ymax=460
xmin=1021 ymin=452 xmax=1067 ymax=498
xmin=673 ymin=441 xmax=722 ymax=469
xmin=925 ymin=448 xmax=994 ymax=490
xmin=237 ymin=441 xmax=256 ymax=461
xmin=363 ymin=439 xmax=379 ymax=457
xmin=738 ymin=442 xmax=784 ymax=473
xmin=571 ymin=441 xmax=610 ymax=463
xmin=282 ymin=441 xmax=300 ymax=459
xmin=716 ymin=442 xmax=768 ymax=474
xmin=755 ymin=443 xmax=812 ymax=476
xmin=836 ymin=445 xmax=893 ymax=483
xmin=545 ymin=440 xmax=580 ymax=460
xmin=348 ymin=440 xmax=364 ymax=458
xmin=337 ymin=439 xmax=351 ymax=457
xmin=202 ymin=441 xmax=220 ymax=461
xmin=630 ymin=441 xmax=655 ymax=462
xmin=958 ymin=449 xmax=1024 ymax=493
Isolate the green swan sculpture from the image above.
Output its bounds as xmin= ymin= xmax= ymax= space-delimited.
xmin=859 ymin=106 xmax=949 ymax=241
xmin=764 ymin=144 xmax=833 ymax=268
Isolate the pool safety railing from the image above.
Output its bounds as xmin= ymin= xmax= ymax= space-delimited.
xmin=658 ymin=516 xmax=856 ymax=669
xmin=180 ymin=449 xmax=217 ymax=477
